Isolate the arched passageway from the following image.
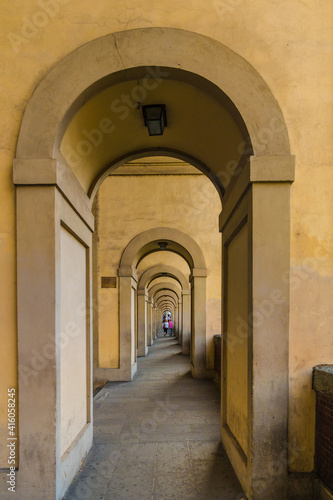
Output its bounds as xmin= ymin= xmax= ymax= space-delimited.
xmin=14 ymin=27 xmax=294 ymax=500
xmin=117 ymin=227 xmax=207 ymax=380
xmin=139 ymin=266 xmax=190 ymax=350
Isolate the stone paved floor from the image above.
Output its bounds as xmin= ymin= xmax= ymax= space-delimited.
xmin=63 ymin=335 xmax=245 ymax=500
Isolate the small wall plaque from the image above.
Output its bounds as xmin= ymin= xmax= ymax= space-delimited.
xmin=101 ymin=277 xmax=117 ymax=288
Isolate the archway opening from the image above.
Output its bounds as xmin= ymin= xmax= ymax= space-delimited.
xmin=94 ymin=160 xmax=218 ymax=383
xmin=89 ymin=153 xmax=223 ymax=497
xmin=60 ymin=63 xmax=243 ymax=397
xmin=59 ymin=65 xmax=251 ymax=204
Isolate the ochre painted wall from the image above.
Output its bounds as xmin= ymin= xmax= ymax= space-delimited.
xmin=0 ymin=0 xmax=332 ymax=471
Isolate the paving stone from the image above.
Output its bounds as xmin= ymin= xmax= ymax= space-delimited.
xmin=189 ymin=440 xmax=227 ymax=461
xmin=94 ymin=423 xmax=124 ymax=435
xmin=93 ymin=432 xmax=125 ymax=445
xmin=153 ymin=471 xmax=197 ymax=500
xmin=117 ymin=441 xmax=157 ymax=464
xmin=155 ymin=441 xmax=191 ymax=474
xmin=192 ymin=460 xmax=245 ymax=499
xmin=63 ymin=473 xmax=110 ymax=500
xmin=104 ymin=462 xmax=154 ymax=500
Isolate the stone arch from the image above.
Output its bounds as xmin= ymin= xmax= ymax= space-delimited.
xmin=88 ymin=148 xmax=225 ymax=202
xmin=139 ymin=265 xmax=190 ymax=291
xmin=149 ymin=282 xmax=181 ymax=299
xmin=119 ymin=227 xmax=207 ymax=275
xmin=146 ymin=277 xmax=187 ymax=347
xmin=156 ymin=297 xmax=176 ymax=309
xmin=119 ymin=227 xmax=206 ymax=376
xmin=154 ymin=290 xmax=178 ymax=305
xmin=15 ymin=27 xmax=290 ymax=165
xmin=158 ymin=303 xmax=175 ymax=314
xmin=13 ymin=27 xmax=295 ymax=500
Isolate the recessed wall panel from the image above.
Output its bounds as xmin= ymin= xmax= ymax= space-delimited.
xmin=98 ymin=288 xmax=119 ymax=368
xmin=226 ymin=223 xmax=248 ymax=456
xmin=60 ymin=226 xmax=87 ymax=455
xmin=131 ymin=287 xmax=136 ymax=364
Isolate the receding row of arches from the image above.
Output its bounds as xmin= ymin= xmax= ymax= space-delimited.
xmin=114 ymin=226 xmax=208 ymax=380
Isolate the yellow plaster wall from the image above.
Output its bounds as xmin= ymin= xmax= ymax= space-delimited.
xmin=0 ymin=0 xmax=332 ymax=471
xmin=97 ymin=172 xmax=222 ymax=371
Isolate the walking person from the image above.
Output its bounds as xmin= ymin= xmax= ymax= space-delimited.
xmin=163 ymin=318 xmax=169 ymax=336
xmin=168 ymin=319 xmax=174 ymax=336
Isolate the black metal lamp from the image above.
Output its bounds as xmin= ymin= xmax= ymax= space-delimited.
xmin=158 ymin=241 xmax=168 ymax=250
xmin=142 ymin=104 xmax=167 ymax=136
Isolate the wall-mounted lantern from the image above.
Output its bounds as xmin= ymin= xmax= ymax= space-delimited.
xmin=158 ymin=241 xmax=168 ymax=250
xmin=142 ymin=104 xmax=167 ymax=136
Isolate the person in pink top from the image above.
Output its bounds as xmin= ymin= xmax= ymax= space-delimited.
xmin=168 ymin=319 xmax=174 ymax=336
